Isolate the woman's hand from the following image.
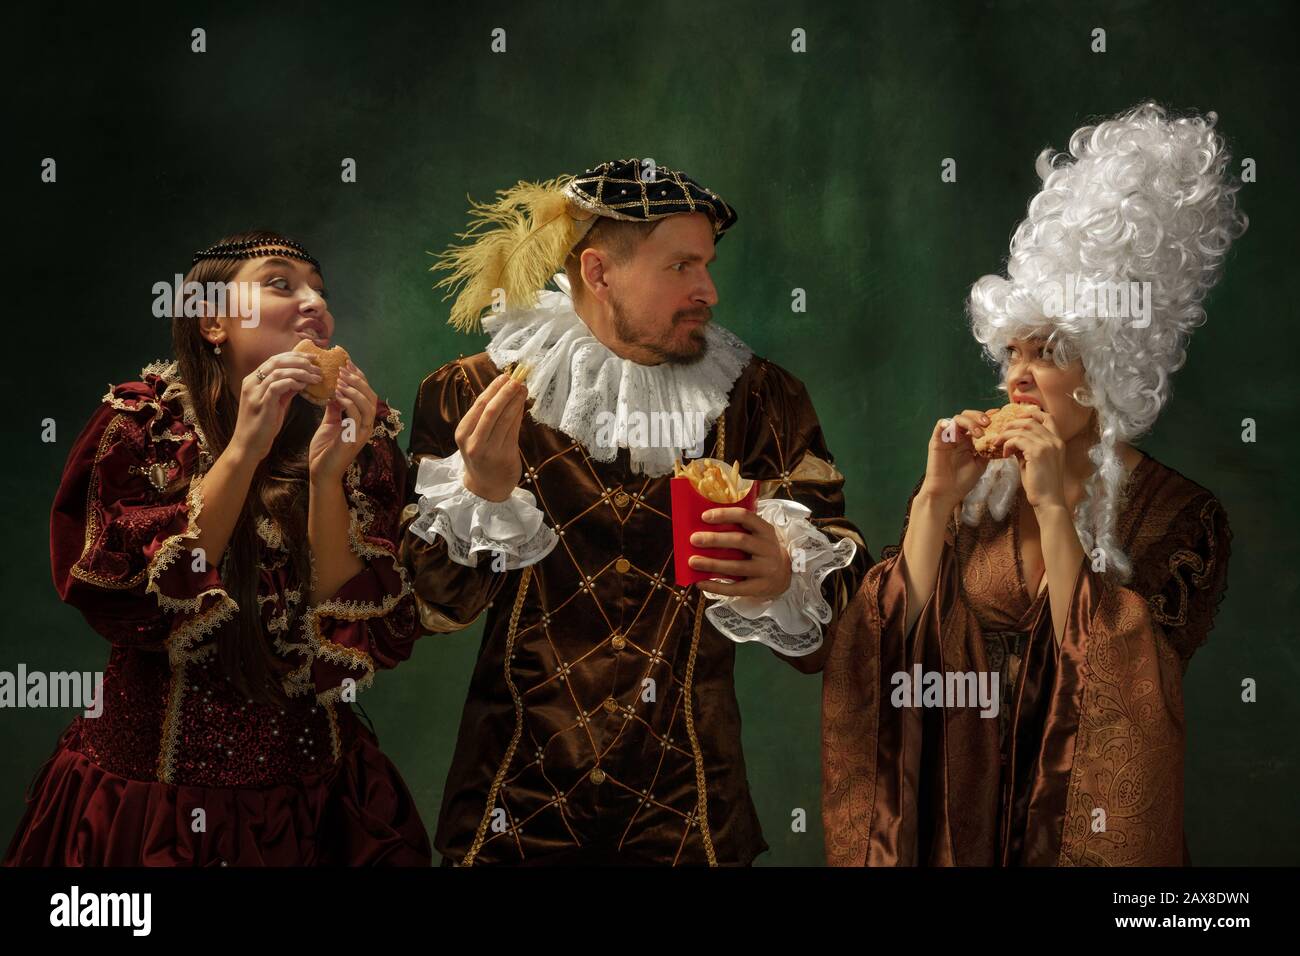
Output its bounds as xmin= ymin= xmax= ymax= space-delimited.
xmin=309 ymin=360 xmax=378 ymax=484
xmin=992 ymin=405 xmax=1068 ymax=511
xmin=229 ymin=352 xmax=322 ymax=464
xmin=918 ymin=408 xmax=999 ymax=510
xmin=995 ymin=406 xmax=1084 ymax=645
xmin=457 ymin=372 xmax=527 ymax=502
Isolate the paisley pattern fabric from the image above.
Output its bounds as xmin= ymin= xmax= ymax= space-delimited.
xmin=822 ymin=452 xmax=1230 ymax=866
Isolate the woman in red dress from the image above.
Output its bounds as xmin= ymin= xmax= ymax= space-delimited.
xmin=5 ymin=231 xmax=431 ymax=865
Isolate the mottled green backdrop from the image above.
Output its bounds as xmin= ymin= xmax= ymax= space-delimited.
xmin=5 ymin=0 xmax=1296 ymax=864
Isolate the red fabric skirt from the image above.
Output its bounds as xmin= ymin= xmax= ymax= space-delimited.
xmin=3 ymin=724 xmax=432 ymax=866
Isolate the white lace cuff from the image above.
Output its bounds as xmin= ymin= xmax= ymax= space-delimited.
xmin=407 ymin=451 xmax=558 ymax=570
xmin=703 ymin=498 xmax=857 ymax=657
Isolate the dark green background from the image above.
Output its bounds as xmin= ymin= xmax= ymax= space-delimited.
xmin=4 ymin=0 xmax=1296 ymax=864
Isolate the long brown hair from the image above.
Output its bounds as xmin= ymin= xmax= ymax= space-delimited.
xmin=172 ymin=230 xmax=320 ymax=704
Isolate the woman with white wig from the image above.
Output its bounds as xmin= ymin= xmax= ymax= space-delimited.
xmin=821 ymin=102 xmax=1246 ymax=866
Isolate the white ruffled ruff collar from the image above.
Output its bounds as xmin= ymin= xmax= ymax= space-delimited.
xmin=481 ymin=273 xmax=753 ymax=477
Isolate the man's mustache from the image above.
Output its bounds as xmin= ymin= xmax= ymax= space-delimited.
xmin=674 ymin=307 xmax=712 ymax=324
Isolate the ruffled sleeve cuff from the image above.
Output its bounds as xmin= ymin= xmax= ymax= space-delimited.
xmin=704 ymin=498 xmax=857 ymax=657
xmin=288 ymin=428 xmax=418 ymax=705
xmin=297 ymin=555 xmax=414 ymax=704
xmin=406 ymin=450 xmax=558 ymax=570
xmin=144 ymin=473 xmax=240 ymax=665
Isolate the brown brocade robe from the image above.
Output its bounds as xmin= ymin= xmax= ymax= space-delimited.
xmin=822 ymin=452 xmax=1230 ymax=866
xmin=401 ymin=352 xmax=870 ymax=866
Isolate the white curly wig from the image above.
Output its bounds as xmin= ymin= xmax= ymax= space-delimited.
xmin=963 ymin=102 xmax=1247 ymax=581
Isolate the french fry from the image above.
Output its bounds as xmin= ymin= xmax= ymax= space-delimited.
xmin=674 ymin=457 xmax=751 ymax=504
xmin=700 ymin=470 xmax=727 ymax=501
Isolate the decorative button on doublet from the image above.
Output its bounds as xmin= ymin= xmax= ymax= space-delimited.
xmin=589 ymin=768 xmax=606 ymax=785
xmin=615 ymin=557 xmax=631 ymax=574
xmin=603 ymin=698 xmax=618 ymax=714
xmin=610 ymin=633 xmax=626 ymax=650
xmin=614 ymin=492 xmax=630 ymax=507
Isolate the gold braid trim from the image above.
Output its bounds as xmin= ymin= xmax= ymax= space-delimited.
xmin=668 ymin=404 xmax=726 ymax=865
xmin=145 ymin=474 xmax=213 ymax=612
xmin=163 ymin=589 xmax=237 ymax=667
xmin=683 ymin=591 xmax=718 ymax=865
xmin=156 ymin=659 xmax=189 ymax=784
xmin=154 ymin=363 xmax=214 ymax=469
xmin=324 ymin=701 xmax=342 ymax=762
xmin=140 ymin=358 xmax=176 ymax=380
xmin=100 ymin=362 xmax=175 ymax=439
xmin=460 ymin=566 xmax=532 ymax=867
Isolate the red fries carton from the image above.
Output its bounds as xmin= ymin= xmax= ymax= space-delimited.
xmin=670 ymin=458 xmax=758 ymax=587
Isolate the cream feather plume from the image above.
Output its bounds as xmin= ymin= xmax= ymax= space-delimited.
xmin=432 ymin=175 xmax=595 ymax=334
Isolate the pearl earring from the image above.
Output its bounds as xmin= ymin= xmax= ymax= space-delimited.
xmin=213 ymin=342 xmax=222 ymax=355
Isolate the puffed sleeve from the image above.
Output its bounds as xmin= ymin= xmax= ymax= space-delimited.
xmin=702 ymin=360 xmax=872 ymax=670
xmin=1054 ymin=493 xmax=1231 ymax=865
xmin=399 ymin=361 xmax=554 ymax=635
xmin=287 ymin=403 xmax=421 ymax=704
xmin=50 ymin=381 xmax=237 ymax=664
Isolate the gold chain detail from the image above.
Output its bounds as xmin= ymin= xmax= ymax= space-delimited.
xmin=714 ymin=415 xmax=726 ymax=460
xmin=460 ymin=566 xmax=532 ymax=866
xmin=683 ymin=591 xmax=718 ymax=866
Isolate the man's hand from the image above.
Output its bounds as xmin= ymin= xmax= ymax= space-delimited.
xmin=457 ymin=372 xmax=528 ymax=502
xmin=688 ymin=508 xmax=793 ymax=599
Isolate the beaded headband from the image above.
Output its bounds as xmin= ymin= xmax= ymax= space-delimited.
xmin=192 ymin=237 xmax=320 ymax=270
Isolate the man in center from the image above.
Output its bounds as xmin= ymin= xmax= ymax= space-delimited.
xmin=402 ymin=159 xmax=870 ymax=865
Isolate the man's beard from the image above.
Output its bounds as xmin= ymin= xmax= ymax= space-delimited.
xmin=609 ymin=294 xmax=711 ymax=365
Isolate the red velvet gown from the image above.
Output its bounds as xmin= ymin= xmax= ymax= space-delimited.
xmin=4 ymin=361 xmax=431 ymax=866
